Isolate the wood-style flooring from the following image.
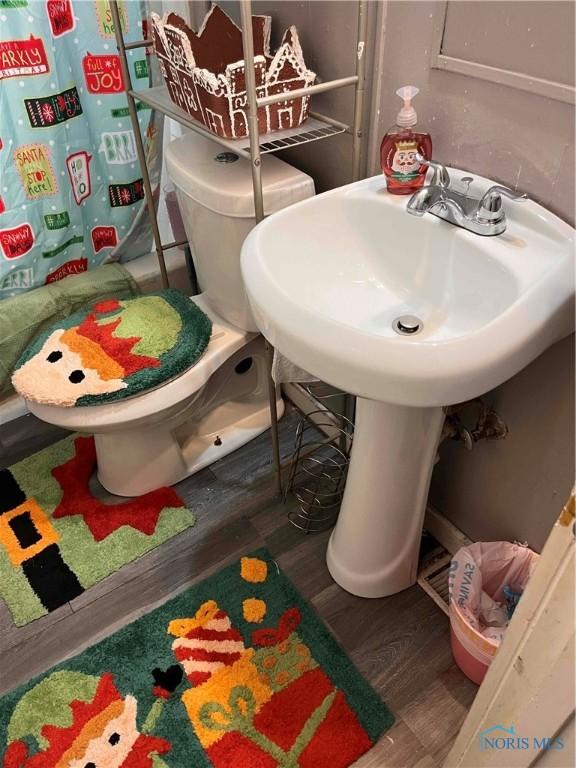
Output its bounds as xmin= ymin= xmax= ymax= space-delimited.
xmin=0 ymin=407 xmax=478 ymax=767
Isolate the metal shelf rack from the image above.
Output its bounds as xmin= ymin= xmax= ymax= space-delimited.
xmin=129 ymin=86 xmax=347 ymax=157
xmin=111 ymin=0 xmax=368 ymax=495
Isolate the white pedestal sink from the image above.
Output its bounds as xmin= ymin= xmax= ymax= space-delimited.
xmin=241 ymin=172 xmax=574 ymax=598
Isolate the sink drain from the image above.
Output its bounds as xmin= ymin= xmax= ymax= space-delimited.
xmin=393 ymin=315 xmax=423 ymax=336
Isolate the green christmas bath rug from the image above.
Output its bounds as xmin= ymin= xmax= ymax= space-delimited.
xmin=0 ymin=434 xmax=196 ymax=627
xmin=0 ymin=550 xmax=394 ymax=768
xmin=12 ymin=289 xmax=212 ymax=407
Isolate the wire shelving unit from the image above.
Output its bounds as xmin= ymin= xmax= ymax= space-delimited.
xmin=111 ymin=0 xmax=368 ymax=495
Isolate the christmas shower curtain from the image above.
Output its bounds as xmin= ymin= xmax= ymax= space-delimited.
xmin=0 ymin=0 xmax=161 ymax=297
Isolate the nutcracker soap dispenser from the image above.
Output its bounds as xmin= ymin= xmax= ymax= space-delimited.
xmin=380 ymin=85 xmax=432 ymax=195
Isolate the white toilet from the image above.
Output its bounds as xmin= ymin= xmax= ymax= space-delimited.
xmin=26 ymin=132 xmax=315 ymax=496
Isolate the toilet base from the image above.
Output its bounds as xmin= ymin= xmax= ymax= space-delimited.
xmin=95 ymin=396 xmax=283 ymax=496
xmin=93 ymin=335 xmax=283 ymax=496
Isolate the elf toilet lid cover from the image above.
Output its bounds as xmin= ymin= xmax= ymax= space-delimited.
xmin=12 ymin=289 xmax=212 ymax=407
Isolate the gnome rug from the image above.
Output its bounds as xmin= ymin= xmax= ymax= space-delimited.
xmin=0 ymin=435 xmax=195 ymax=626
xmin=0 ymin=551 xmax=394 ymax=768
xmin=11 ymin=289 xmax=212 ymax=407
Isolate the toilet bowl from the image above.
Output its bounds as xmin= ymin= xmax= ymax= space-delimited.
xmin=25 ymin=133 xmax=315 ymax=496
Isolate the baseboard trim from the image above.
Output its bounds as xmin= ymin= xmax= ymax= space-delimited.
xmin=424 ymin=504 xmax=473 ymax=554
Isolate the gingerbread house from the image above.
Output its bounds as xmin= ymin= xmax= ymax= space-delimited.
xmin=150 ymin=4 xmax=316 ymax=139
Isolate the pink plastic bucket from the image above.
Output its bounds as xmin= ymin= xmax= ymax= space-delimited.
xmin=450 ymin=602 xmax=498 ymax=684
xmin=449 ymin=542 xmax=539 ymax=685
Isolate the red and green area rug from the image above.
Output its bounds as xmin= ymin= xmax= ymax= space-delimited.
xmin=0 ymin=551 xmax=394 ymax=767
xmin=0 ymin=435 xmax=195 ymax=626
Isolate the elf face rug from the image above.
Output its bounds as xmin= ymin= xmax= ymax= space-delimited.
xmin=0 ymin=435 xmax=195 ymax=627
xmin=11 ymin=289 xmax=212 ymax=407
xmin=0 ymin=551 xmax=394 ymax=768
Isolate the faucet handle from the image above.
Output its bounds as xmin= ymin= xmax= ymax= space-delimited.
xmin=416 ymin=154 xmax=450 ymax=188
xmin=477 ymin=185 xmax=528 ymax=221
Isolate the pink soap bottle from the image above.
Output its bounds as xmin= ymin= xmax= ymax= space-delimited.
xmin=380 ymin=86 xmax=432 ymax=195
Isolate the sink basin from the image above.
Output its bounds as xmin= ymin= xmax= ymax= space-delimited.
xmin=241 ymin=171 xmax=574 ymax=597
xmin=242 ymin=173 xmax=573 ymax=406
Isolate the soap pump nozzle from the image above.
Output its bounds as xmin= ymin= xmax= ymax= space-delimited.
xmin=396 ymin=85 xmax=419 ymax=128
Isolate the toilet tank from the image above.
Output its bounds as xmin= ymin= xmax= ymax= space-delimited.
xmin=165 ymin=132 xmax=315 ymax=331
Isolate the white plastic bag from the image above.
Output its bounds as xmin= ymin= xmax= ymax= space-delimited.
xmin=449 ymin=541 xmax=538 ymax=646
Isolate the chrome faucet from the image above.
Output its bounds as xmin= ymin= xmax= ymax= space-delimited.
xmin=406 ymin=156 xmax=527 ymax=236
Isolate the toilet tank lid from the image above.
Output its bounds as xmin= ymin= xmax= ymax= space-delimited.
xmin=165 ymin=132 xmax=314 ymax=218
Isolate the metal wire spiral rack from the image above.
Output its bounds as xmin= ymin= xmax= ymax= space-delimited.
xmin=284 ymin=385 xmax=354 ymax=532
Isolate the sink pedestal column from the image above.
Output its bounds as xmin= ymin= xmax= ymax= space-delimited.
xmin=327 ymin=398 xmax=445 ymax=598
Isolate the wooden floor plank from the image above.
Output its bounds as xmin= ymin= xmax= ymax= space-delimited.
xmin=353 ymin=598 xmax=462 ymax=714
xmin=274 ymin=528 xmax=335 ymax=600
xmin=0 ymin=412 xmax=68 ymax=469
xmin=352 ymin=721 xmax=430 ymax=768
xmin=0 ymin=600 xmax=73 ymax=644
xmin=399 ymin=674 xmax=476 ymax=756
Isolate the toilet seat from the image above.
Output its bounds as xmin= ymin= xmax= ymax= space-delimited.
xmin=27 ymin=294 xmax=256 ymax=432
xmin=24 ymin=292 xmax=279 ymax=495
